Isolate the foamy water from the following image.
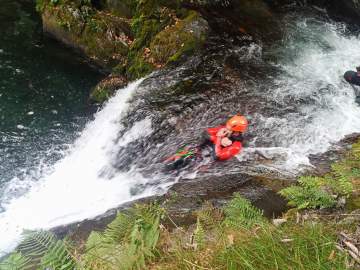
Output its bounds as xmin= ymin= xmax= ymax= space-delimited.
xmin=249 ymin=17 xmax=360 ymax=170
xmin=0 ymin=79 xmax=161 ymax=254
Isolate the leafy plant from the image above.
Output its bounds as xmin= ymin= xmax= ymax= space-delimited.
xmin=194 ymin=217 xmax=205 ymax=249
xmin=35 ymin=0 xmax=47 ymax=12
xmin=223 ymin=193 xmax=266 ymax=229
xmin=330 ymin=163 xmax=354 ymax=196
xmin=82 ymin=203 xmax=164 ymax=270
xmin=0 ymin=230 xmax=76 ymax=270
xmin=196 ymin=201 xmax=223 ymax=229
xmin=279 ymin=176 xmax=336 ymax=209
xmin=0 ymin=252 xmax=30 ymax=270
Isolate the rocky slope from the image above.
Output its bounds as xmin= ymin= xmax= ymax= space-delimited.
xmin=37 ymin=0 xmax=287 ymax=103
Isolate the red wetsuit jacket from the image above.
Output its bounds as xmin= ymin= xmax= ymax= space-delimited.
xmin=207 ymin=126 xmax=243 ymax=161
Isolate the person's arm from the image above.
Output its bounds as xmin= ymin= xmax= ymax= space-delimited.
xmin=231 ymin=133 xmax=250 ymax=147
xmin=207 ymin=127 xmax=221 ymax=136
xmin=214 ymin=137 xmax=242 ymax=160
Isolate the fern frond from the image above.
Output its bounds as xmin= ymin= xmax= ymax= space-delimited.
xmin=16 ymin=230 xmax=76 ymax=270
xmin=82 ymin=203 xmax=164 ymax=270
xmin=279 ymin=185 xmax=336 ymax=209
xmin=0 ymin=252 xmax=30 ymax=270
xmin=194 ymin=217 xmax=205 ymax=249
xmin=102 ymin=212 xmax=136 ymax=244
xmin=196 ymin=202 xmax=223 ymax=229
xmin=223 ymin=194 xmax=265 ymax=229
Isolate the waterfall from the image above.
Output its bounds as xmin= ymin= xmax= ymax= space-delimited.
xmin=0 ymin=79 xmax=160 ymax=254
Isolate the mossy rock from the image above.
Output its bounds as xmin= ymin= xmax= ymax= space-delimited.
xmin=80 ymin=11 xmax=131 ymax=68
xmin=100 ymin=0 xmax=136 ymax=18
xmin=90 ymin=75 xmax=128 ymax=103
xmin=149 ymin=11 xmax=208 ymax=66
xmin=40 ymin=0 xmax=209 ymax=83
xmin=41 ymin=2 xmax=132 ymax=70
xmin=126 ymin=51 xmax=154 ymax=80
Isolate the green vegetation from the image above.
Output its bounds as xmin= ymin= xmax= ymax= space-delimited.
xmin=89 ymin=75 xmax=127 ymax=103
xmin=37 ymin=0 xmax=208 ymax=85
xmin=39 ymin=0 xmax=131 ymax=69
xmin=1 ymin=193 xmax=356 ymax=270
xmin=280 ymin=140 xmax=360 ymax=210
xmin=81 ymin=203 xmax=164 ymax=269
xmin=213 ymin=223 xmax=347 ymax=270
xmin=223 ymin=193 xmax=266 ymax=229
xmin=0 ymin=230 xmax=76 ymax=270
xmin=149 ymin=11 xmax=208 ymax=66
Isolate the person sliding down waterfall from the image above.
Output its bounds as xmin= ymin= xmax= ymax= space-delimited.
xmin=164 ymin=115 xmax=248 ymax=171
xmin=344 ymin=67 xmax=360 ymax=104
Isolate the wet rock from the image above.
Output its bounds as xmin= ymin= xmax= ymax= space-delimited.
xmin=41 ymin=2 xmax=131 ymax=71
xmin=52 ymin=178 xmax=287 ymax=244
xmin=309 ymin=133 xmax=360 ymax=175
xmin=90 ymin=75 xmax=128 ymax=103
xmin=190 ymin=0 xmax=282 ymax=42
xmin=272 ymin=0 xmax=360 ymax=26
xmin=149 ymin=11 xmax=209 ymax=66
xmin=312 ymin=0 xmax=360 ymax=24
xmin=101 ymin=0 xmax=135 ymax=18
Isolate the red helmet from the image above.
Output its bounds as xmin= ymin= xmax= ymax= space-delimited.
xmin=226 ymin=115 xmax=248 ymax=132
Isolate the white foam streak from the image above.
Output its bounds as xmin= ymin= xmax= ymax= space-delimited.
xmin=0 ymin=79 xmax=154 ymax=254
xmin=262 ymin=20 xmax=360 ymax=169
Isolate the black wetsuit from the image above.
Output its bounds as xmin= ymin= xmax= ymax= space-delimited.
xmin=344 ymin=70 xmax=360 ymax=104
xmin=198 ymin=130 xmax=245 ymax=148
xmin=198 ymin=128 xmax=246 ymax=160
xmin=344 ymin=71 xmax=360 ymax=86
xmin=164 ymin=128 xmax=246 ymax=171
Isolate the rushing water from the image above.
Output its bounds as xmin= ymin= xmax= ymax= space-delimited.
xmin=0 ymin=0 xmax=102 ymax=252
xmin=0 ymin=1 xmax=102 ymax=203
xmin=2 ymin=5 xmax=360 ymax=254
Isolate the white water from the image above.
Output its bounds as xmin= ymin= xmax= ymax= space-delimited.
xmin=0 ymin=79 xmax=159 ymax=254
xmin=249 ymin=18 xmax=360 ymax=170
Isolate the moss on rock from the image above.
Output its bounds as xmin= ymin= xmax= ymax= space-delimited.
xmin=100 ymin=0 xmax=136 ymax=18
xmin=89 ymin=75 xmax=128 ymax=103
xmin=41 ymin=0 xmax=131 ymax=70
xmin=149 ymin=11 xmax=208 ymax=66
xmin=38 ymin=0 xmax=209 ymax=102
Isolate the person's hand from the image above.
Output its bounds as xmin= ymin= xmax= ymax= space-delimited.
xmin=216 ymin=128 xmax=231 ymax=138
xmin=221 ymin=137 xmax=232 ymax=147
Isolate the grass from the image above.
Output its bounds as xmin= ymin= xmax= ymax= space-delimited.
xmin=152 ymin=195 xmax=350 ymax=270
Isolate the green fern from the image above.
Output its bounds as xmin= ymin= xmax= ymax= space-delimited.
xmin=279 ymin=162 xmax=354 ymax=210
xmin=223 ymin=194 xmax=266 ymax=229
xmin=279 ymin=185 xmax=336 ymax=209
xmin=0 ymin=252 xmax=30 ymax=270
xmin=329 ymin=164 xmax=354 ymax=196
xmin=20 ymin=230 xmax=76 ymax=270
xmin=127 ymin=204 xmax=163 ymax=269
xmin=0 ymin=230 xmax=76 ymax=270
xmin=102 ymin=212 xmax=136 ymax=244
xmin=82 ymin=203 xmax=164 ymax=270
xmin=279 ymin=176 xmax=336 ymax=209
xmin=196 ymin=202 xmax=223 ymax=229
xmin=194 ymin=217 xmax=205 ymax=249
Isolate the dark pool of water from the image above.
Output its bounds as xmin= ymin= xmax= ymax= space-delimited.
xmin=0 ymin=0 xmax=103 ymax=199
